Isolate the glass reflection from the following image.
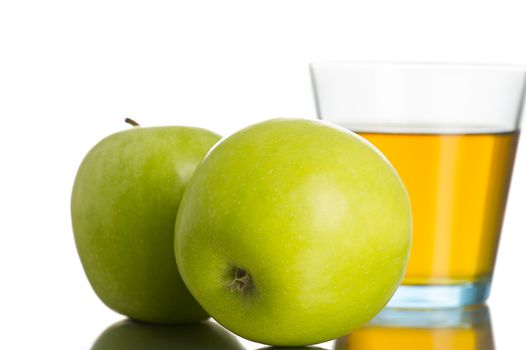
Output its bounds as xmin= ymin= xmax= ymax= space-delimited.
xmin=334 ymin=305 xmax=494 ymax=350
xmin=91 ymin=319 xmax=245 ymax=350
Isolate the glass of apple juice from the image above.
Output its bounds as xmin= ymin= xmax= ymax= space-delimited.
xmin=310 ymin=62 xmax=525 ymax=308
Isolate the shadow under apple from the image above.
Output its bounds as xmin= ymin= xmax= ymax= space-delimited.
xmin=92 ymin=319 xmax=245 ymax=350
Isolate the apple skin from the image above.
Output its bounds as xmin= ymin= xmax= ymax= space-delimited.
xmin=92 ymin=319 xmax=245 ymax=350
xmin=174 ymin=118 xmax=412 ymax=346
xmin=71 ymin=125 xmax=220 ymax=323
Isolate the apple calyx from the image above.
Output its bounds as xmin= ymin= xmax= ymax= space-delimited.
xmin=228 ymin=267 xmax=253 ymax=293
xmin=125 ymin=118 xmax=140 ymax=127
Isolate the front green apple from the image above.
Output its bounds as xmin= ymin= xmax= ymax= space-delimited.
xmin=72 ymin=123 xmax=220 ymax=323
xmin=174 ymin=118 xmax=411 ymax=346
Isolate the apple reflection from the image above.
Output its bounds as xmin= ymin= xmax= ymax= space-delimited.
xmin=258 ymin=347 xmax=326 ymax=350
xmin=92 ymin=319 xmax=245 ymax=350
xmin=334 ymin=305 xmax=494 ymax=350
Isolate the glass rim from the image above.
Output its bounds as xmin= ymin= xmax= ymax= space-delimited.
xmin=310 ymin=60 xmax=526 ymax=72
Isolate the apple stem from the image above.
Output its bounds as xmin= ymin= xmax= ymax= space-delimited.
xmin=228 ymin=267 xmax=252 ymax=293
xmin=125 ymin=118 xmax=140 ymax=127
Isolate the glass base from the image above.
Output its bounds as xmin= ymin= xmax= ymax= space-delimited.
xmin=387 ymin=281 xmax=491 ymax=309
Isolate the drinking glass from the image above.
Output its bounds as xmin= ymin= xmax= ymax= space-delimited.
xmin=310 ymin=62 xmax=525 ymax=308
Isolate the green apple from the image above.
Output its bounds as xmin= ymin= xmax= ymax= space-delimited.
xmin=92 ymin=319 xmax=245 ymax=350
xmin=71 ymin=120 xmax=220 ymax=323
xmin=174 ymin=118 xmax=411 ymax=346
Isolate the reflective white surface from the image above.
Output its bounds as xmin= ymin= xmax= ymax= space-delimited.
xmin=88 ymin=307 xmax=496 ymax=349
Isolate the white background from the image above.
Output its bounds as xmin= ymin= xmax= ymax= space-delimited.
xmin=1 ymin=1 xmax=525 ymax=349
